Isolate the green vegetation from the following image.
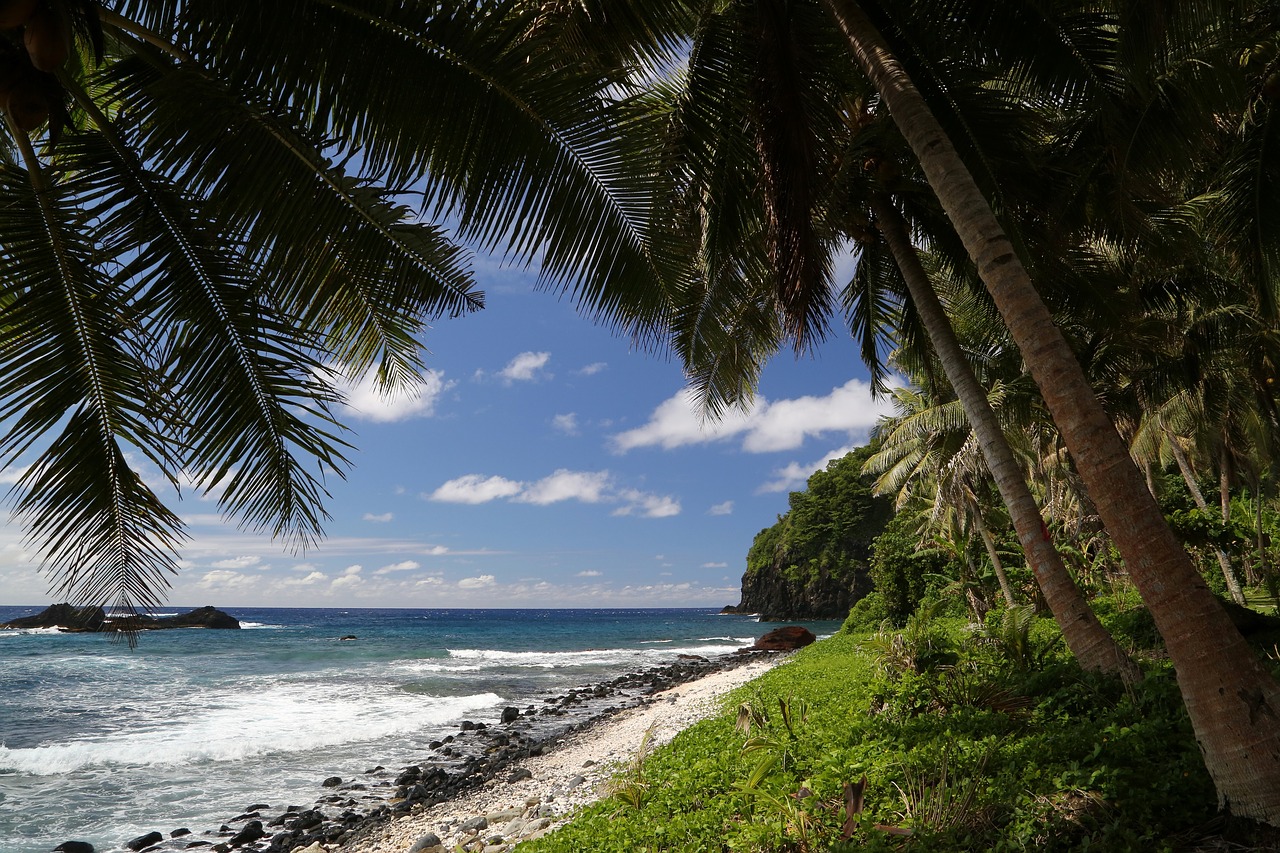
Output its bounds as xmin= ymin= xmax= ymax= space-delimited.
xmin=740 ymin=447 xmax=893 ymax=615
xmin=522 ymin=595 xmax=1280 ymax=851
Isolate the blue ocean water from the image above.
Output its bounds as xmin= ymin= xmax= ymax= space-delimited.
xmin=0 ymin=606 xmax=838 ymax=853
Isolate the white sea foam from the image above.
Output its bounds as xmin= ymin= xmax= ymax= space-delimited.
xmin=0 ymin=627 xmax=62 ymax=638
xmin=237 ymin=622 xmax=283 ymax=629
xmin=0 ymin=687 xmax=500 ymax=776
xmin=446 ymin=643 xmax=740 ymax=668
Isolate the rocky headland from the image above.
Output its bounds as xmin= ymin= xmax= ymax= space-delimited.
xmin=1 ymin=603 xmax=240 ymax=632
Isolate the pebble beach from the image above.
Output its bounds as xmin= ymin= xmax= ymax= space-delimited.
xmin=342 ymin=657 xmax=783 ymax=853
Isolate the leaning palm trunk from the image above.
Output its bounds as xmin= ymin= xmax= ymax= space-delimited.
xmin=830 ymin=0 xmax=1280 ymax=822
xmin=872 ymin=194 xmax=1136 ymax=679
xmin=972 ymin=508 xmax=1016 ymax=607
xmin=1167 ymin=431 xmax=1246 ymax=605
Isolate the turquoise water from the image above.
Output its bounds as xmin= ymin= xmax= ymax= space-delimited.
xmin=0 ymin=607 xmax=838 ymax=853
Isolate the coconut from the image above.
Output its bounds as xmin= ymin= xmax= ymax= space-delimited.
xmin=0 ymin=0 xmax=37 ymax=30
xmin=23 ymin=6 xmax=69 ymax=73
xmin=4 ymin=77 xmax=49 ymax=130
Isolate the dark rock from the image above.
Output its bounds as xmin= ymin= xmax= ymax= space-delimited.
xmin=719 ymin=604 xmax=742 ymax=614
xmin=229 ymin=812 xmax=259 ymax=822
xmin=171 ymin=828 xmax=192 ymax=837
xmin=459 ymin=815 xmax=488 ymax=833
xmin=408 ymin=833 xmax=442 ymax=852
xmin=339 ymin=635 xmax=357 ymax=641
xmin=158 ymin=606 xmax=241 ymax=630
xmin=125 ymin=833 xmax=163 ymax=852
xmin=227 ymin=821 xmax=265 ymax=848
xmin=752 ymin=626 xmax=817 ymax=651
xmin=54 ymin=843 xmax=94 ymax=853
xmin=245 ymin=804 xmax=271 ymax=812
xmin=2 ymin=603 xmax=105 ymax=632
xmin=321 ymin=776 xmax=342 ymax=788
xmin=501 ymin=706 xmax=520 ymax=724
xmin=364 ymin=765 xmax=384 ymax=774
xmin=567 ymin=774 xmax=586 ymax=788
xmin=459 ymin=720 xmax=476 ymax=731
xmin=507 ymin=767 xmax=533 ymax=783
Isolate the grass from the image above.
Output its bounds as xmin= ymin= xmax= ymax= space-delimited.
xmin=516 ymin=593 xmax=1275 ymax=853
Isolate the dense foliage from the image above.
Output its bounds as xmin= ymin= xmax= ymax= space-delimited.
xmin=739 ymin=447 xmax=893 ymax=616
xmin=522 ymin=598 xmax=1280 ymax=852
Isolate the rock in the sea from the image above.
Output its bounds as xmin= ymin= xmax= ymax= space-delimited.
xmin=752 ymin=625 xmax=817 ymax=651
xmin=170 ymin=828 xmax=191 ymax=837
xmin=227 ymin=820 xmax=265 ymax=848
xmin=125 ymin=831 xmax=163 ymax=851
xmin=157 ymin=606 xmax=240 ymax=630
xmin=3 ymin=604 xmax=105 ymax=632
xmin=321 ymin=776 xmax=342 ymax=788
xmin=54 ymin=842 xmax=94 ymax=853
xmin=501 ymin=706 xmax=520 ymax=724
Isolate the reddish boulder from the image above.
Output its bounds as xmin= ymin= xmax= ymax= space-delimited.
xmin=752 ymin=626 xmax=817 ymax=651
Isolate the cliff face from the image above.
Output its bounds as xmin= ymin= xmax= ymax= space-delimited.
xmin=734 ymin=559 xmax=870 ymax=621
xmin=730 ymin=447 xmax=891 ymax=621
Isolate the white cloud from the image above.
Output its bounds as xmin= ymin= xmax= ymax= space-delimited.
xmin=210 ymin=555 xmax=260 ymax=570
xmin=330 ymin=573 xmax=363 ymax=591
xmin=702 ymin=561 xmax=728 ymax=569
xmin=552 ymin=413 xmax=579 ymax=435
xmin=757 ymin=443 xmax=860 ymax=493
xmin=342 ymin=565 xmax=363 ymax=575
xmin=375 ymin=560 xmax=421 ymax=576
xmin=498 ymin=351 xmax=551 ymax=383
xmin=415 ymin=576 xmax=444 ymax=587
xmin=422 ymin=545 xmax=450 ymax=556
xmin=612 ymin=379 xmax=893 ymax=454
xmin=516 ymin=469 xmax=610 ymax=505
xmin=0 ymin=465 xmax=29 ymax=485
xmin=282 ymin=571 xmax=327 ymax=587
xmin=577 ymin=570 xmax=602 ymax=577
xmin=333 ymin=367 xmax=454 ymax=422
xmin=576 ymin=362 xmax=607 ymax=376
xmin=196 ymin=570 xmax=257 ymax=591
xmin=612 ymin=489 xmax=681 ymax=518
xmin=363 ymin=512 xmax=393 ymax=523
xmin=708 ymin=500 xmax=734 ymax=516
xmin=457 ymin=574 xmax=496 ymax=589
xmin=429 ymin=474 xmax=525 ymax=504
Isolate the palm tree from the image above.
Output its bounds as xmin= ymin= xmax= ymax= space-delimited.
xmin=0 ymin=0 xmax=689 ymax=616
xmin=822 ymin=0 xmax=1280 ymax=820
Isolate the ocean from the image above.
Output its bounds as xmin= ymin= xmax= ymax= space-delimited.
xmin=0 ymin=606 xmax=839 ymax=853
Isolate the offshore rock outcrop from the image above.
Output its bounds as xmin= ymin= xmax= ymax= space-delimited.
xmin=1 ymin=603 xmax=240 ymax=631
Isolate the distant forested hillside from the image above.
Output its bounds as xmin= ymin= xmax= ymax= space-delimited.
xmin=730 ymin=446 xmax=892 ymax=619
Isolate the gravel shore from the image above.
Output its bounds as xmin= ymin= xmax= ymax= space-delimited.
xmin=339 ymin=657 xmax=785 ymax=853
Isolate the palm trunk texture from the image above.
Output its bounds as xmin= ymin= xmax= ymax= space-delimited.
xmin=829 ymin=0 xmax=1280 ymax=822
xmin=872 ymin=194 xmax=1136 ymax=680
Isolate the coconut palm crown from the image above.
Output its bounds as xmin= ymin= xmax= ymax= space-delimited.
xmin=0 ymin=0 xmax=690 ymax=615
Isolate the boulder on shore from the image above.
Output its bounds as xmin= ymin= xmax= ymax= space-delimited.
xmin=752 ymin=626 xmax=817 ymax=651
xmin=0 ymin=603 xmax=239 ymax=632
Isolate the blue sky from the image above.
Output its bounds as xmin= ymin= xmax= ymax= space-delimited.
xmin=2 ymin=256 xmax=894 ymax=609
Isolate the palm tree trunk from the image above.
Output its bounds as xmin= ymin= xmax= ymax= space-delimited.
xmin=1168 ymin=432 xmax=1245 ymax=605
xmin=972 ymin=506 xmax=1017 ymax=607
xmin=872 ymin=194 xmax=1134 ymax=677
xmin=828 ymin=0 xmax=1280 ymax=822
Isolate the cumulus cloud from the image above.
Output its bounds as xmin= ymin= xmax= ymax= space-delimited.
xmin=551 ymin=413 xmax=579 ymax=435
xmin=708 ymin=500 xmax=734 ymax=516
xmin=374 ymin=560 xmax=421 ymax=575
xmin=0 ymin=465 xmax=29 ymax=485
xmin=516 ymin=470 xmax=610 ymax=505
xmin=197 ymin=570 xmax=257 ymax=591
xmin=498 ymin=351 xmax=551 ymax=383
xmin=457 ymin=574 xmax=496 ymax=589
xmin=757 ymin=443 xmax=861 ymax=494
xmin=363 ymin=512 xmax=393 ymax=523
xmin=210 ymin=555 xmax=261 ymax=570
xmin=332 ymin=367 xmax=454 ymax=422
xmin=428 ymin=474 xmax=525 ymax=504
xmin=282 ymin=571 xmax=327 ymax=587
xmin=427 ymin=469 xmax=678 ymax=518
xmin=702 ymin=561 xmax=728 ymax=568
xmin=577 ymin=570 xmax=602 ymax=577
xmin=612 ymin=489 xmax=681 ymax=518
xmin=576 ymin=362 xmax=607 ymax=376
xmin=612 ymin=379 xmax=893 ymax=454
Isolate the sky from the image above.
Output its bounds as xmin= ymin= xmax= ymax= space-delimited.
xmin=1 ymin=255 xmax=896 ymax=610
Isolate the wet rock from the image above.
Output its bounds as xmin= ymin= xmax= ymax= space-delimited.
xmin=125 ymin=832 xmax=163 ymax=852
xmin=2 ymin=603 xmax=105 ymax=631
xmin=227 ymin=821 xmax=265 ymax=848
xmin=501 ymin=706 xmax=520 ymax=724
xmin=171 ymin=828 xmax=191 ymax=837
xmin=321 ymin=776 xmax=342 ymax=788
xmin=507 ymin=767 xmax=533 ymax=783
xmin=53 ymin=843 xmax=94 ymax=853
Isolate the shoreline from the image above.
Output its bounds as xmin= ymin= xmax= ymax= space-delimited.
xmin=340 ymin=656 xmax=785 ymax=853
xmin=142 ymin=649 xmax=789 ymax=853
